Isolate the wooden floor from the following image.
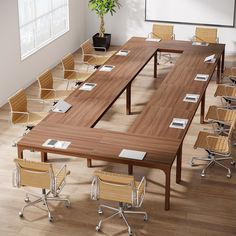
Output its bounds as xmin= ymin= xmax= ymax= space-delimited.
xmin=0 ymin=49 xmax=236 ymax=236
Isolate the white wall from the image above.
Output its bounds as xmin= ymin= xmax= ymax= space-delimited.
xmin=85 ymin=0 xmax=236 ymax=54
xmin=0 ymin=0 xmax=85 ymax=107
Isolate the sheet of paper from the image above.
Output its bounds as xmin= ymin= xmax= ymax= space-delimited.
xmin=119 ymin=149 xmax=146 ymax=160
xmin=42 ymin=139 xmax=71 ymax=149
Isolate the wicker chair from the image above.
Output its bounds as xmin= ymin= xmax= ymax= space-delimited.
xmin=91 ymin=170 xmax=148 ymax=236
xmin=61 ymin=53 xmax=93 ymax=89
xmin=37 ymin=69 xmax=73 ymax=104
xmin=13 ymin=158 xmax=71 ymax=222
xmin=80 ymin=39 xmax=115 ymax=68
xmin=193 ymin=27 xmax=218 ymax=43
xmin=8 ymin=89 xmax=48 ymax=146
xmin=148 ymin=24 xmax=175 ymax=64
xmin=191 ymin=116 xmax=236 ymax=178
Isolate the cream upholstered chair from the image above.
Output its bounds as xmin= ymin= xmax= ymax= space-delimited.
xmin=193 ymin=27 xmax=218 ymax=43
xmin=148 ymin=24 xmax=175 ymax=64
xmin=37 ymin=69 xmax=73 ymax=104
xmin=205 ymin=106 xmax=236 ymax=134
xmin=8 ymin=89 xmax=48 ymax=146
xmin=91 ymin=170 xmax=147 ymax=236
xmin=61 ymin=53 xmax=93 ymax=89
xmin=214 ymin=84 xmax=236 ymax=108
xmin=222 ymin=67 xmax=236 ymax=84
xmin=191 ymin=116 xmax=236 ymax=178
xmin=80 ymin=39 xmax=115 ymax=68
xmin=13 ymin=158 xmax=71 ymax=222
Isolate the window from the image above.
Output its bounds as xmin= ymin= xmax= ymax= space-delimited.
xmin=18 ymin=0 xmax=69 ymax=60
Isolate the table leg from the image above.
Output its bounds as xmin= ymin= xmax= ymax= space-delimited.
xmin=17 ymin=146 xmax=23 ymax=159
xmin=41 ymin=152 xmax=47 ymax=162
xmin=164 ymin=167 xmax=171 ymax=210
xmin=217 ymin=58 xmax=221 ymax=84
xmin=176 ymin=143 xmax=182 ymax=184
xmin=221 ymin=49 xmax=225 ymax=73
xmin=154 ymin=52 xmax=157 ymax=78
xmin=200 ymin=91 xmax=205 ymax=124
xmin=126 ymin=83 xmax=131 ymax=115
xmin=128 ymin=164 xmax=133 ymax=175
xmin=87 ymin=159 xmax=92 ymax=168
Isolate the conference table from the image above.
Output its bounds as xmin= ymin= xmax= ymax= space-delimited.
xmin=17 ymin=37 xmax=225 ymax=210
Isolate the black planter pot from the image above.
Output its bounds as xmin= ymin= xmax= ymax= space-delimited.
xmin=92 ymin=33 xmax=111 ymax=51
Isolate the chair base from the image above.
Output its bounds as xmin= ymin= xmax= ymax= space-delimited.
xmin=96 ymin=203 xmax=148 ymax=236
xmin=191 ymin=154 xmax=235 ymax=178
xmin=19 ymin=191 xmax=70 ymax=222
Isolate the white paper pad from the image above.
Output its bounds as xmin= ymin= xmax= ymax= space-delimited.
xmin=145 ymin=38 xmax=161 ymax=42
xmin=204 ymin=54 xmax=216 ymax=63
xmin=194 ymin=74 xmax=209 ymax=81
xmin=169 ymin=118 xmax=188 ymax=129
xmin=116 ymin=50 xmax=130 ymax=56
xmin=192 ymin=42 xmax=209 ymax=46
xmin=119 ymin=149 xmax=146 ymax=160
xmin=79 ymin=83 xmax=97 ymax=91
xmin=99 ymin=65 xmax=115 ymax=72
xmin=183 ymin=94 xmax=200 ymax=103
xmin=42 ymin=139 xmax=71 ymax=149
xmin=52 ymin=100 xmax=72 ymax=113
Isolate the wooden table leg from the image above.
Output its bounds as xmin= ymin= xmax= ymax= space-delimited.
xmin=128 ymin=164 xmax=133 ymax=175
xmin=17 ymin=146 xmax=24 ymax=159
xmin=41 ymin=152 xmax=48 ymax=162
xmin=87 ymin=159 xmax=92 ymax=168
xmin=217 ymin=58 xmax=221 ymax=84
xmin=176 ymin=143 xmax=182 ymax=184
xmin=154 ymin=52 xmax=157 ymax=78
xmin=164 ymin=168 xmax=171 ymax=210
xmin=221 ymin=49 xmax=225 ymax=73
xmin=126 ymin=83 xmax=131 ymax=115
xmin=200 ymin=91 xmax=205 ymax=124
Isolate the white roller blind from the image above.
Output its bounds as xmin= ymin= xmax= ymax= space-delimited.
xmin=18 ymin=0 xmax=69 ymax=60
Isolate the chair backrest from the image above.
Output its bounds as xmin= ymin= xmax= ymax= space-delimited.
xmin=195 ymin=27 xmax=218 ymax=43
xmin=8 ymin=89 xmax=28 ymax=124
xmin=61 ymin=53 xmax=75 ymax=79
xmin=80 ymin=39 xmax=94 ymax=62
xmin=93 ymin=170 xmax=135 ymax=204
xmin=37 ymin=70 xmax=53 ymax=99
xmin=14 ymin=159 xmax=54 ymax=190
xmin=215 ymin=84 xmax=236 ymax=98
xmin=152 ymin=24 xmax=174 ymax=40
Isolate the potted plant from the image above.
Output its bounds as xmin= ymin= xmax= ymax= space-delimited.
xmin=88 ymin=0 xmax=121 ymax=50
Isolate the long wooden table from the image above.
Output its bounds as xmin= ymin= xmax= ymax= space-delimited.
xmin=17 ymin=37 xmax=225 ymax=210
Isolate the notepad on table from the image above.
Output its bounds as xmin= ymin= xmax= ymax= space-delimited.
xmin=145 ymin=38 xmax=161 ymax=42
xmin=116 ymin=50 xmax=130 ymax=56
xmin=183 ymin=94 xmax=200 ymax=103
xmin=169 ymin=118 xmax=188 ymax=129
xmin=42 ymin=139 xmax=71 ymax=149
xmin=194 ymin=74 xmax=209 ymax=81
xmin=79 ymin=83 xmax=97 ymax=91
xmin=204 ymin=54 xmax=216 ymax=63
xmin=99 ymin=65 xmax=115 ymax=72
xmin=192 ymin=41 xmax=209 ymax=46
xmin=52 ymin=100 xmax=72 ymax=113
xmin=119 ymin=149 xmax=146 ymax=160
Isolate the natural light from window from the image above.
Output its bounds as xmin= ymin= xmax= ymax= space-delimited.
xmin=18 ymin=0 xmax=69 ymax=60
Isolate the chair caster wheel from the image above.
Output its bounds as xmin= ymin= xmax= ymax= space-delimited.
xmin=65 ymin=201 xmax=71 ymax=208
xmin=96 ymin=225 xmax=100 ymax=231
xmin=49 ymin=215 xmax=54 ymax=222
xmin=98 ymin=210 xmax=103 ymax=215
xmin=128 ymin=230 xmax=133 ymax=236
xmin=144 ymin=214 xmax=148 ymax=221
xmin=227 ymin=173 xmax=232 ymax=178
xmin=201 ymin=172 xmax=206 ymax=177
xmin=24 ymin=197 xmax=30 ymax=203
xmin=19 ymin=212 xmax=23 ymax=218
xmin=230 ymin=161 xmax=235 ymax=165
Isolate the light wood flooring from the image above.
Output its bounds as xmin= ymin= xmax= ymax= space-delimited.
xmin=0 ymin=49 xmax=236 ymax=236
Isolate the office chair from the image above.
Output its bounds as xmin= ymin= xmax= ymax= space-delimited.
xmin=222 ymin=67 xmax=236 ymax=85
xmin=214 ymin=84 xmax=236 ymax=109
xmin=148 ymin=24 xmax=175 ymax=64
xmin=13 ymin=158 xmax=71 ymax=222
xmin=8 ymin=89 xmax=48 ymax=146
xmin=193 ymin=27 xmax=218 ymax=43
xmin=191 ymin=116 xmax=236 ymax=178
xmin=80 ymin=39 xmax=115 ymax=68
xmin=61 ymin=53 xmax=93 ymax=89
xmin=91 ymin=170 xmax=148 ymax=236
xmin=37 ymin=69 xmax=73 ymax=105
xmin=205 ymin=105 xmax=236 ymax=135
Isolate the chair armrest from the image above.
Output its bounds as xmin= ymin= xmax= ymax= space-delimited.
xmin=11 ymin=111 xmax=29 ymax=115
xmin=192 ymin=35 xmax=204 ymax=42
xmin=63 ymin=69 xmax=80 ymax=73
xmin=147 ymin=32 xmax=159 ymax=38
xmin=135 ymin=176 xmax=146 ymax=207
xmin=91 ymin=176 xmax=99 ymax=200
xmin=40 ymin=88 xmax=56 ymax=92
xmin=171 ymin=34 xmax=175 ymax=40
xmin=55 ymin=164 xmax=68 ymax=178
